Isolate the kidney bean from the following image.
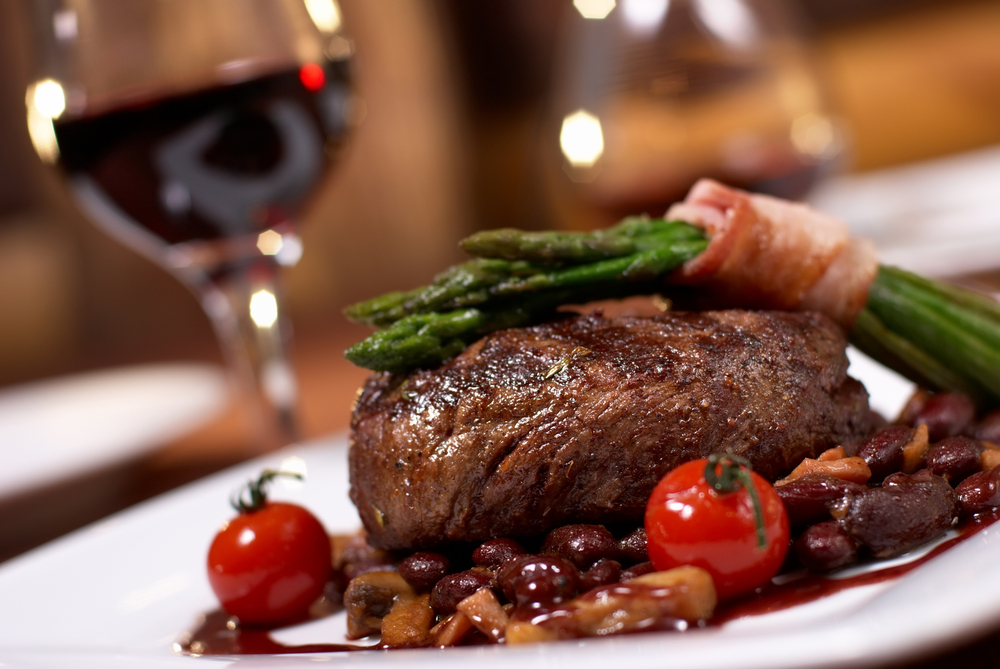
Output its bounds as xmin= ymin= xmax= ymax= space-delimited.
xmin=620 ymin=561 xmax=655 ymax=581
xmin=541 ymin=525 xmax=618 ymax=568
xmin=795 ymin=520 xmax=859 ymax=572
xmin=430 ymin=569 xmax=494 ymax=615
xmin=580 ymin=558 xmax=622 ymax=591
xmin=472 ymin=538 xmax=525 ymax=569
xmin=913 ymin=393 xmax=976 ymax=442
xmin=399 ymin=551 xmax=451 ymax=593
xmin=616 ymin=527 xmax=649 ymax=565
xmin=974 ymin=409 xmax=1000 ymax=444
xmin=845 ymin=470 xmax=959 ymax=558
xmin=856 ymin=426 xmax=912 ymax=483
xmin=956 ymin=466 xmax=1000 ymax=516
xmin=774 ymin=474 xmax=865 ymax=529
xmin=926 ymin=437 xmax=983 ymax=485
xmin=498 ymin=555 xmax=580 ymax=609
xmin=898 ymin=389 xmax=931 ymax=426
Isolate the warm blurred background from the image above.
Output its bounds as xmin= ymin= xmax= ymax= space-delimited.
xmin=1 ymin=0 xmax=999 ymax=560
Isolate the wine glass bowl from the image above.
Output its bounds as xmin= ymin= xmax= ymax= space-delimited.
xmin=549 ymin=0 xmax=843 ymax=228
xmin=25 ymin=0 xmax=356 ymax=450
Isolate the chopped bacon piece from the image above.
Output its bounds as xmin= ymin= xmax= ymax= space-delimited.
xmin=666 ymin=179 xmax=878 ymax=330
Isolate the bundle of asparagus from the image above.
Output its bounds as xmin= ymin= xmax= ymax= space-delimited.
xmin=345 ymin=219 xmax=1000 ymax=409
xmin=344 ymin=217 xmax=709 ymax=372
xmin=854 ymin=266 xmax=1000 ymax=407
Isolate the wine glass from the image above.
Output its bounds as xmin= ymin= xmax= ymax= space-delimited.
xmin=547 ymin=0 xmax=844 ymax=229
xmin=24 ymin=0 xmax=356 ymax=450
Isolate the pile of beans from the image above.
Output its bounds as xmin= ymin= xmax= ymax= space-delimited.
xmin=779 ymin=391 xmax=1000 ymax=572
xmin=332 ymin=523 xmax=721 ymax=647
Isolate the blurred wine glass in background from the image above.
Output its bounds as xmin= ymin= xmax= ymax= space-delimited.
xmin=547 ymin=0 xmax=845 ymax=229
xmin=24 ymin=0 xmax=356 ymax=450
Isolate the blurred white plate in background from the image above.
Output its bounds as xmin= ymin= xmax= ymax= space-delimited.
xmin=847 ymin=347 xmax=915 ymax=420
xmin=0 ymin=363 xmax=229 ymax=501
xmin=810 ymin=143 xmax=1000 ymax=278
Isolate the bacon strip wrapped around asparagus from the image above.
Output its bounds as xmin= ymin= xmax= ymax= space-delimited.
xmin=665 ymin=179 xmax=878 ymax=331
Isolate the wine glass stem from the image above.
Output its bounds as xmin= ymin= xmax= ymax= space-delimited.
xmin=192 ymin=259 xmax=300 ymax=452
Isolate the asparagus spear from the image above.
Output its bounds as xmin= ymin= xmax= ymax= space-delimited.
xmin=345 ymin=221 xmax=709 ymax=372
xmin=460 ymin=216 xmax=707 ymax=263
xmin=345 ymin=299 xmax=558 ymax=373
xmin=344 ymin=258 xmax=538 ymax=328
xmin=345 ymin=218 xmax=705 ymax=327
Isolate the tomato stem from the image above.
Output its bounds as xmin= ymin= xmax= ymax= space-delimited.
xmin=231 ymin=469 xmax=304 ymax=513
xmin=704 ymin=454 xmax=767 ymax=550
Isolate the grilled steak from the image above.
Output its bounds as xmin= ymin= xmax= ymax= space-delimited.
xmin=349 ymin=311 xmax=872 ymax=550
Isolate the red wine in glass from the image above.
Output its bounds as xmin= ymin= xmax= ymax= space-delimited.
xmin=53 ymin=61 xmax=351 ymax=250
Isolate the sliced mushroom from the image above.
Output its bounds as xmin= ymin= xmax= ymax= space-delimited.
xmin=506 ymin=565 xmax=716 ymax=644
xmin=343 ymin=571 xmax=415 ymax=639
xmin=381 ymin=593 xmax=435 ymax=648
xmin=455 ymin=587 xmax=508 ymax=643
xmin=430 ymin=611 xmax=474 ymax=648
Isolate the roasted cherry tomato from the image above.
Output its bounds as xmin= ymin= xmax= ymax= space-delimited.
xmin=207 ymin=470 xmax=331 ymax=625
xmin=644 ymin=454 xmax=789 ymax=600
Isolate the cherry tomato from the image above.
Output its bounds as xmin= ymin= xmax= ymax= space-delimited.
xmin=644 ymin=455 xmax=789 ymax=600
xmin=207 ymin=471 xmax=331 ymax=625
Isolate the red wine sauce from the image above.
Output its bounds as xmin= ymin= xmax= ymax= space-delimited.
xmin=177 ymin=609 xmax=366 ymax=656
xmin=713 ymin=509 xmax=1000 ymax=625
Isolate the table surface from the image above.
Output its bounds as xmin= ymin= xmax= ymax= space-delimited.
xmin=3 ymin=3 xmax=1000 ymax=664
xmin=0 ymin=323 xmax=370 ymax=563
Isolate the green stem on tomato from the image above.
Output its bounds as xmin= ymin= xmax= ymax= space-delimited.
xmin=231 ymin=469 xmax=303 ymax=514
xmin=704 ymin=454 xmax=767 ymax=550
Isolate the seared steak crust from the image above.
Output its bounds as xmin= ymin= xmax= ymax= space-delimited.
xmin=349 ymin=311 xmax=871 ymax=550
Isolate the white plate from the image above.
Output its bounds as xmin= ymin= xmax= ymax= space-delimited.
xmin=809 ymin=143 xmax=1000 ymax=279
xmin=3 ymin=352 xmax=997 ymax=669
xmin=0 ymin=363 xmax=229 ymax=500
